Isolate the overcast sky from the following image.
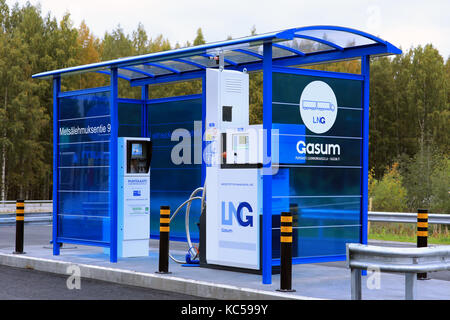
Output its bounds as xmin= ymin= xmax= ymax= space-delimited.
xmin=6 ymin=0 xmax=450 ymax=59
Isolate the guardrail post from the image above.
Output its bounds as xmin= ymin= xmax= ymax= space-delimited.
xmin=350 ymin=268 xmax=362 ymax=300
xmin=405 ymin=273 xmax=417 ymax=300
xmin=417 ymin=209 xmax=429 ymax=280
xmin=13 ymin=200 xmax=25 ymax=254
xmin=277 ymin=211 xmax=295 ymax=292
xmin=156 ymin=205 xmax=171 ymax=274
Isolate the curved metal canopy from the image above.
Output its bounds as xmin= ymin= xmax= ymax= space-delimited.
xmin=32 ymin=25 xmax=401 ymax=85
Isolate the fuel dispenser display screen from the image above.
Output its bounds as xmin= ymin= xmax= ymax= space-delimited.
xmin=131 ymin=143 xmax=143 ymax=157
xmin=127 ymin=140 xmax=152 ymax=174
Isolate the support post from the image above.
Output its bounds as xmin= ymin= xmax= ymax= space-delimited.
xmin=405 ymin=273 xmax=417 ymax=300
xmin=417 ymin=209 xmax=429 ymax=280
xmin=262 ymin=42 xmax=273 ymax=285
xmin=277 ymin=211 xmax=295 ymax=292
xmin=52 ymin=76 xmax=61 ymax=256
xmin=109 ymin=67 xmax=119 ymax=263
xmin=157 ymin=206 xmax=171 ymax=274
xmin=13 ymin=200 xmax=25 ymax=254
xmin=361 ymin=56 xmax=370 ymax=277
xmin=141 ymin=85 xmax=149 ymax=138
xmin=350 ymin=268 xmax=362 ymax=300
xmin=361 ymin=55 xmax=370 ymax=247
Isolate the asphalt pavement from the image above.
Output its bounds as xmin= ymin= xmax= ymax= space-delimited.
xmin=0 ymin=262 xmax=204 ymax=300
xmin=0 ymin=224 xmax=205 ymax=300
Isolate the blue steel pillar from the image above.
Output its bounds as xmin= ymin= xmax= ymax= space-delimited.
xmin=52 ymin=76 xmax=61 ymax=256
xmin=361 ymin=56 xmax=370 ymax=247
xmin=109 ymin=67 xmax=119 ymax=263
xmin=141 ymin=85 xmax=149 ymax=137
xmin=262 ymin=42 xmax=273 ymax=284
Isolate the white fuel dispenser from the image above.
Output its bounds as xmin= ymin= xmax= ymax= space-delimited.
xmin=117 ymin=137 xmax=152 ymax=258
xmin=203 ymin=68 xmax=264 ymax=270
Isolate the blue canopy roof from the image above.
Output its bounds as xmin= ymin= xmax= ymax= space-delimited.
xmin=32 ymin=25 xmax=401 ymax=85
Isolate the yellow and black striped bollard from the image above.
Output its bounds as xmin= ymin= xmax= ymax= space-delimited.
xmin=277 ymin=211 xmax=295 ymax=292
xmin=13 ymin=200 xmax=25 ymax=254
xmin=157 ymin=205 xmax=171 ymax=274
xmin=417 ymin=209 xmax=429 ymax=280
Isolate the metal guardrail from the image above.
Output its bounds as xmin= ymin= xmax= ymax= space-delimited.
xmin=0 ymin=212 xmax=52 ymax=225
xmin=0 ymin=200 xmax=52 ymax=214
xmin=369 ymin=211 xmax=450 ymax=225
xmin=346 ymin=243 xmax=450 ymax=300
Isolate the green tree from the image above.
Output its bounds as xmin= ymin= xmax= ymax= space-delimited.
xmin=400 ymin=146 xmax=443 ymax=211
xmin=369 ymin=57 xmax=397 ymax=177
xmin=370 ymin=163 xmax=408 ymax=212
xmin=430 ymin=158 xmax=450 ymax=213
xmin=193 ymin=28 xmax=205 ymax=46
xmin=77 ymin=20 xmax=105 ymax=89
xmin=0 ymin=2 xmax=54 ymax=199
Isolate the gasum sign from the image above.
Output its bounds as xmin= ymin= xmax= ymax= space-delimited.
xmin=273 ymin=74 xmax=362 ymax=166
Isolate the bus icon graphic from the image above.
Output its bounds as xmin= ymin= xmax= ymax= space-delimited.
xmin=302 ymin=100 xmax=336 ymax=112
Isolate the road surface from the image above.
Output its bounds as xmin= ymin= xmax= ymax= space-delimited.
xmin=0 ymin=264 xmax=204 ymax=300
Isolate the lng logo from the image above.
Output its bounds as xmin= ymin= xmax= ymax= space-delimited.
xmin=299 ymin=81 xmax=338 ymax=134
xmin=221 ymin=201 xmax=253 ymax=227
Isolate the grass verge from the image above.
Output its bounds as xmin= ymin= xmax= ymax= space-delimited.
xmin=368 ymin=222 xmax=450 ymax=245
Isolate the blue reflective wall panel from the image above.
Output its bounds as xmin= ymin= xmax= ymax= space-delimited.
xmin=147 ymin=97 xmax=202 ymax=241
xmin=272 ymin=70 xmax=362 ymax=260
xmin=58 ymin=91 xmax=111 ymax=243
xmin=118 ymin=101 xmax=141 ymax=137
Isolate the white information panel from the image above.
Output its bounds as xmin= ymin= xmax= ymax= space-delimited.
xmin=206 ymin=168 xmax=261 ymax=270
xmin=123 ymin=177 xmax=150 ymax=240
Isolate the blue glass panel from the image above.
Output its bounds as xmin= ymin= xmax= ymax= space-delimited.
xmin=59 ymin=92 xmax=110 ymax=119
xmin=151 ymin=146 xmax=197 ymax=169
xmin=59 ymin=141 xmax=109 ymax=167
xmin=150 ymin=191 xmax=201 ymax=241
xmin=184 ymin=55 xmax=233 ymax=68
xmin=272 ymin=166 xmax=361 ymax=198
xmin=58 ymin=215 xmax=110 ymax=243
xmin=150 ymin=122 xmax=199 ymax=146
xmin=272 ymin=195 xmax=361 ymax=228
xmin=223 ymin=50 xmax=260 ymax=64
xmin=148 ymin=97 xmax=202 ymax=241
xmin=294 ymin=29 xmax=376 ymax=48
xmin=118 ymin=102 xmax=141 ymax=137
xmin=58 ymin=91 xmax=111 ymax=244
xmin=246 ymin=45 xmax=296 ymax=59
xmin=272 ymin=225 xmax=360 ymax=259
xmin=118 ymin=68 xmax=148 ymax=80
xmin=58 ymin=191 xmax=109 ymax=216
xmin=272 ymin=71 xmax=363 ymax=262
xmin=277 ymin=39 xmax=333 ymax=54
xmin=158 ymin=60 xmax=199 ymax=72
xmin=59 ymin=167 xmax=109 ymax=192
xmin=133 ymin=64 xmax=172 ymax=76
